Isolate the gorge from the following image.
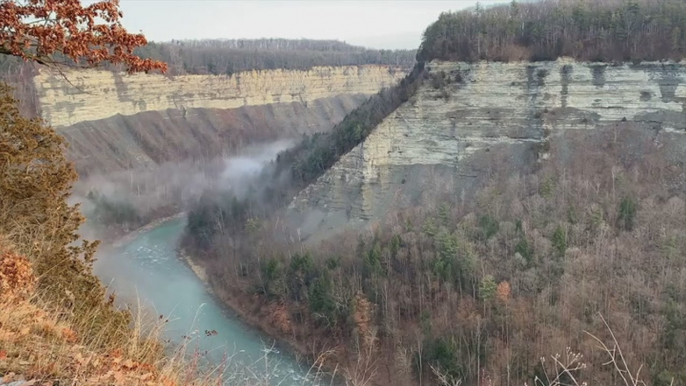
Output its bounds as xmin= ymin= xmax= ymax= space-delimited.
xmin=32 ymin=58 xmax=686 ymax=386
xmin=31 ymin=63 xmax=406 ymax=234
xmin=27 ymin=59 xmax=407 ymax=384
xmin=5 ymin=0 xmax=686 ymax=384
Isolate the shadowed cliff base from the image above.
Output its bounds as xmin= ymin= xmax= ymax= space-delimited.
xmin=62 ymin=95 xmax=370 ymax=176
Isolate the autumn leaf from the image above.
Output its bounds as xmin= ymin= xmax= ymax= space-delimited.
xmin=496 ymin=281 xmax=511 ymax=303
xmin=0 ymin=350 xmax=7 ymax=360
xmin=140 ymin=372 xmax=153 ymax=381
xmin=74 ymin=352 xmax=86 ymax=366
xmin=61 ymin=327 xmax=77 ymax=343
xmin=0 ymin=0 xmax=167 ymax=73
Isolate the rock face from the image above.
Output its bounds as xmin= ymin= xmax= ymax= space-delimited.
xmin=288 ymin=60 xmax=686 ymax=241
xmin=36 ymin=66 xmax=405 ymax=128
xmin=33 ymin=65 xmax=404 ymax=174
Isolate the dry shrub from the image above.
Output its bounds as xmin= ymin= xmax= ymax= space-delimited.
xmin=270 ymin=303 xmax=293 ymax=334
xmin=0 ymin=290 xmax=223 ymax=386
xmin=0 ymin=82 xmax=131 ymax=346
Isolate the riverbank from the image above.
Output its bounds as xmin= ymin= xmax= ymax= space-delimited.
xmin=178 ymin=250 xmax=209 ymax=284
xmin=108 ymin=212 xmax=187 ymax=248
xmin=1 ymin=219 xmax=218 ymax=386
xmin=178 ymin=250 xmax=337 ymax=375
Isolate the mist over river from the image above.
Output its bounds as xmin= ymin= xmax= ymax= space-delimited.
xmin=93 ymin=217 xmax=318 ymax=385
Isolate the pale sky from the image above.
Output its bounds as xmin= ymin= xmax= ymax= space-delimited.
xmin=113 ymin=0 xmax=512 ymax=50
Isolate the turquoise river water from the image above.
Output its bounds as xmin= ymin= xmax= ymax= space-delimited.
xmin=94 ymin=217 xmax=318 ymax=385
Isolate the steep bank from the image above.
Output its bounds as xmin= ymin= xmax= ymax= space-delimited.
xmin=288 ymin=60 xmax=686 ymax=241
xmin=34 ymin=66 xmax=405 ymax=175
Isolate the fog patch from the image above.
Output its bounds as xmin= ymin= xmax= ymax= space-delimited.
xmin=218 ymin=139 xmax=294 ymax=198
xmin=72 ymin=139 xmax=295 ymax=239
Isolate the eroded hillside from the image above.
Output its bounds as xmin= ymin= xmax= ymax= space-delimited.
xmin=288 ymin=60 xmax=686 ymax=241
xmin=34 ymin=65 xmax=405 ymax=175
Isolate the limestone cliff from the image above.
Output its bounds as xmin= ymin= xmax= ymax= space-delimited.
xmin=288 ymin=61 xmax=686 ymax=241
xmin=36 ymin=66 xmax=405 ymax=128
xmin=33 ymin=65 xmax=404 ymax=174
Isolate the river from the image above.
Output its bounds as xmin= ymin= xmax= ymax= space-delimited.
xmin=93 ymin=217 xmax=318 ymax=385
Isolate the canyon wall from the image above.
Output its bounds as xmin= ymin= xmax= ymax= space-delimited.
xmin=288 ymin=60 xmax=686 ymax=242
xmin=33 ymin=65 xmax=404 ymax=174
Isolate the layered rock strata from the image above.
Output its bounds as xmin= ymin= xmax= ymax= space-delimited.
xmin=288 ymin=61 xmax=686 ymax=241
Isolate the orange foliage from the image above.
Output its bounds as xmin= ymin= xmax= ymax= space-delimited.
xmin=0 ymin=239 xmax=35 ymax=298
xmin=270 ymin=304 xmax=293 ymax=334
xmin=0 ymin=0 xmax=166 ymax=73
xmin=352 ymin=292 xmax=375 ymax=350
xmin=496 ymin=281 xmax=511 ymax=304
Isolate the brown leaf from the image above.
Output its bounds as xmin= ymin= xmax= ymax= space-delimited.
xmin=140 ymin=372 xmax=153 ymax=381
xmin=121 ymin=358 xmax=134 ymax=369
xmin=0 ymin=0 xmax=167 ymax=73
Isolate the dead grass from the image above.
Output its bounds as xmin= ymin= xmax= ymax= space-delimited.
xmin=0 ymin=240 xmax=223 ymax=386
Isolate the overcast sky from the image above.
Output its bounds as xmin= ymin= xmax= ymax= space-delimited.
xmin=114 ymin=0 xmax=512 ymax=50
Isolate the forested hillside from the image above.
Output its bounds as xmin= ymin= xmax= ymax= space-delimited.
xmin=134 ymin=38 xmax=416 ymax=75
xmin=419 ymin=0 xmax=686 ymax=62
xmin=187 ymin=126 xmax=686 ymax=386
xmin=181 ymin=1 xmax=686 ymax=385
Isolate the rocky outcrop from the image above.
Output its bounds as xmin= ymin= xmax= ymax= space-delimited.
xmin=288 ymin=60 xmax=686 ymax=241
xmin=34 ymin=65 xmax=404 ymax=174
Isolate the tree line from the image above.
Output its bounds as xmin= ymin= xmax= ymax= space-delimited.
xmin=133 ymin=38 xmax=416 ymax=75
xmin=418 ymin=0 xmax=686 ymax=63
xmin=165 ymin=38 xmax=376 ymax=51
